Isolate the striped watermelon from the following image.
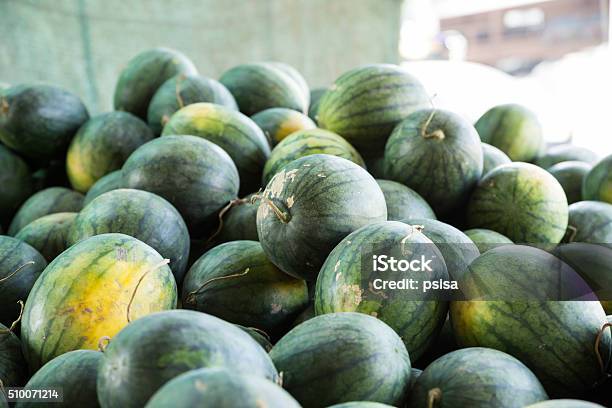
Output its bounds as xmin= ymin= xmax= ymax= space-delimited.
xmin=563 ymin=201 xmax=612 ymax=245
xmin=83 ymin=170 xmax=123 ymax=206
xmin=270 ymin=313 xmax=412 ymax=407
xmin=407 ymin=348 xmax=548 ymax=408
xmin=15 ymin=212 xmax=77 ymax=262
xmin=161 ymin=103 xmax=270 ymax=195
xmin=8 ymin=187 xmax=84 ymax=236
xmin=122 ymin=136 xmax=239 ymax=236
xmin=0 ymin=323 xmax=27 ymax=388
xmin=536 ymin=144 xmax=599 ymax=169
xmin=463 ymin=228 xmax=513 ymax=254
xmin=582 ymin=154 xmax=612 ymax=204
xmin=317 ymin=64 xmax=429 ymax=154
xmin=147 ymin=74 xmax=237 ymax=135
xmin=308 ymin=87 xmax=328 ymax=123
xmin=385 ymin=109 xmax=483 ymax=217
xmin=475 ymin=104 xmax=543 ymax=162
xmin=466 ymin=163 xmax=569 ymax=244
xmin=548 ymin=161 xmax=592 ymax=204
xmin=251 ymin=107 xmax=316 ymax=147
xmin=97 ymin=310 xmax=278 ymax=408
xmin=262 ymin=128 xmax=365 ymax=186
xmin=182 ymin=240 xmax=308 ymax=337
xmin=314 ymin=221 xmax=449 ymax=361
xmin=482 ymin=142 xmax=511 ymax=176
xmin=113 ymin=48 xmax=197 ymax=119
xmin=376 ymin=179 xmax=436 ymax=221
xmin=0 ymin=144 xmax=32 ymax=227
xmin=66 ymin=112 xmax=154 ymax=193
xmin=257 ymin=154 xmax=387 ymax=281
xmin=67 ymin=189 xmax=191 ymax=283
xmin=21 ymin=233 xmax=177 ymax=371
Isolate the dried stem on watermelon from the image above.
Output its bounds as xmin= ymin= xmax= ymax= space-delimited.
xmin=175 ymin=74 xmax=186 ymax=108
xmin=98 ymin=336 xmax=111 ymax=352
xmin=594 ymin=322 xmax=612 ymax=375
xmin=0 ymin=261 xmax=36 ymax=283
xmin=427 ymin=387 xmax=442 ymax=408
xmin=203 ymin=197 xmax=250 ymax=247
xmin=126 ymin=259 xmax=171 ymax=323
xmin=184 ymin=268 xmax=250 ymax=306
xmin=246 ymin=326 xmax=272 ymax=341
xmin=0 ymin=300 xmax=24 ymax=334
xmin=421 ymin=93 xmax=445 ymax=140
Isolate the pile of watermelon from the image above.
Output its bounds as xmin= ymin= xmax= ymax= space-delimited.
xmin=1 ymin=47 xmax=611 ymax=408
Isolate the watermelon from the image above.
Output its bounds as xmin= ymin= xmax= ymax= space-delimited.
xmin=97 ymin=310 xmax=278 ymax=408
xmin=83 ymin=170 xmax=123 ymax=206
xmin=466 ymin=163 xmax=569 ymax=244
xmin=0 ymin=236 xmax=46 ymax=327
xmin=15 ymin=212 xmax=77 ymax=262
xmin=463 ymin=228 xmax=513 ymax=254
xmin=15 ymin=350 xmax=101 ymax=408
xmin=269 ymin=62 xmax=310 ymax=100
xmin=450 ymin=245 xmax=611 ymax=396
xmin=0 ymin=84 xmax=89 ymax=160
xmin=113 ymin=48 xmax=197 ymax=119
xmin=257 ymin=154 xmax=387 ymax=281
xmin=145 ymin=367 xmax=299 ymax=408
xmin=582 ymin=154 xmax=612 ymax=204
xmin=237 ymin=325 xmax=273 ymax=352
xmin=376 ymin=179 xmax=436 ymax=221
xmin=317 ymin=64 xmax=429 ymax=154
xmin=161 ymin=103 xmax=270 ymax=194
xmin=536 ymin=144 xmax=599 ymax=169
xmin=475 ymin=104 xmax=543 ymax=162
xmin=262 ymin=128 xmax=365 ymax=186
xmin=182 ymin=240 xmax=308 ymax=337
xmin=314 ymin=221 xmax=449 ymax=361
xmin=526 ymin=401 xmax=605 ymax=408
xmin=21 ymin=233 xmax=177 ymax=371
xmin=67 ymin=189 xmax=190 ymax=282
xmin=216 ymin=195 xmax=259 ymax=243
xmin=122 ymin=135 xmax=239 ymax=236
xmin=308 ymin=87 xmax=328 ymax=122
xmin=405 ymin=219 xmax=480 ymax=281
xmin=385 ymin=109 xmax=483 ymax=216
xmin=0 ymin=323 xmax=27 ymax=388
xmin=270 ymin=312 xmax=412 ymax=407
xmin=548 ymin=161 xmax=592 ymax=204
xmin=0 ymin=144 xmax=32 ymax=227
xmin=219 ymin=62 xmax=309 ymax=116
xmin=7 ymin=187 xmax=84 ymax=236
xmin=407 ymin=348 xmax=548 ymax=408
xmin=482 ymin=142 xmax=511 ymax=176
xmin=563 ymin=201 xmax=612 ymax=245
xmin=147 ymin=74 xmax=238 ymax=135
xmin=327 ymin=403 xmax=395 ymax=408
xmin=66 ymin=112 xmax=154 ymax=193
xmin=251 ymin=107 xmax=316 ymax=147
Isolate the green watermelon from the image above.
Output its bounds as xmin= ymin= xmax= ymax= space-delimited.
xmin=315 ymin=221 xmax=448 ymax=361
xmin=83 ymin=170 xmax=123 ymax=206
xmin=67 ymin=189 xmax=190 ymax=282
xmin=467 ymin=162 xmax=569 ymax=244
xmin=317 ymin=64 xmax=429 ymax=154
xmin=113 ymin=48 xmax=197 ymax=119
xmin=536 ymin=144 xmax=599 ymax=169
xmin=147 ymin=74 xmax=237 ymax=135
xmin=15 ymin=350 xmax=101 ymax=408
xmin=0 ymin=144 xmax=32 ymax=227
xmin=406 ymin=219 xmax=480 ymax=281
xmin=97 ymin=310 xmax=278 ymax=408
xmin=219 ymin=62 xmax=309 ymax=116
xmin=15 ymin=212 xmax=77 ymax=262
xmin=407 ymin=348 xmax=548 ymax=408
xmin=526 ymin=401 xmax=605 ymax=408
xmin=262 ymin=128 xmax=365 ymax=186
xmin=122 ymin=135 xmax=239 ymax=236
xmin=376 ymin=179 xmax=436 ymax=221
xmin=251 ymin=107 xmax=316 ymax=147
xmin=327 ymin=403 xmax=395 ymax=408
xmin=0 ymin=236 xmax=46 ymax=327
xmin=237 ymin=325 xmax=273 ymax=352
xmin=257 ymin=154 xmax=387 ymax=281
xmin=182 ymin=240 xmax=308 ymax=337
xmin=308 ymin=87 xmax=328 ymax=123
xmin=562 ymin=201 xmax=612 ymax=245
xmin=0 ymin=323 xmax=27 ymax=388
xmin=0 ymin=84 xmax=89 ymax=160
xmin=145 ymin=367 xmax=299 ymax=408
xmin=582 ymin=154 xmax=612 ymax=204
xmin=8 ymin=187 xmax=84 ymax=236
xmin=66 ymin=112 xmax=154 ymax=193
xmin=270 ymin=312 xmax=412 ymax=407
xmin=161 ymin=103 xmax=270 ymax=194
xmin=450 ymin=245 xmax=611 ymax=396
xmin=463 ymin=228 xmax=513 ymax=254
xmin=548 ymin=161 xmax=592 ymax=204
xmin=216 ymin=195 xmax=259 ymax=243
xmin=21 ymin=233 xmax=177 ymax=371
xmin=482 ymin=142 xmax=511 ymax=176
xmin=385 ymin=109 xmax=483 ymax=216
xmin=475 ymin=104 xmax=543 ymax=162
